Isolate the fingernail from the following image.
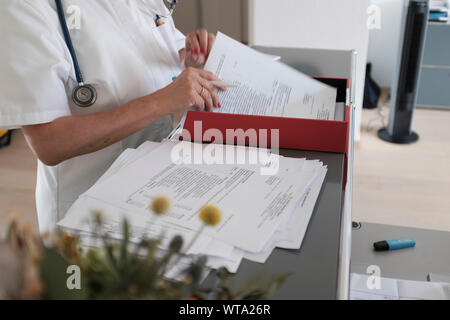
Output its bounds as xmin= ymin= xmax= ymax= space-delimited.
xmin=202 ymin=48 xmax=207 ymax=55
xmin=218 ymin=103 xmax=222 ymax=108
xmin=195 ymin=47 xmax=200 ymax=54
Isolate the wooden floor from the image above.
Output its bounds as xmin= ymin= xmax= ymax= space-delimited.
xmin=354 ymin=90 xmax=450 ymax=231
xmin=0 ymin=101 xmax=449 ymax=233
xmin=0 ymin=130 xmax=38 ymax=233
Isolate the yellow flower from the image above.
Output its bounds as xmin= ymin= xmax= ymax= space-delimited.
xmin=150 ymin=196 xmax=171 ymax=215
xmin=199 ymin=204 xmax=222 ymax=227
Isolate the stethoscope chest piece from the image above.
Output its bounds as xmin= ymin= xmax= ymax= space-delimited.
xmin=72 ymin=84 xmax=97 ymax=107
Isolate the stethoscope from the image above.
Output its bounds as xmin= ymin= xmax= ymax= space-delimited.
xmin=55 ymin=0 xmax=179 ymax=107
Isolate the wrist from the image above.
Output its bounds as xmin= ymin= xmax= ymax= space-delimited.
xmin=124 ymin=94 xmax=168 ymax=129
xmin=141 ymin=90 xmax=172 ymax=119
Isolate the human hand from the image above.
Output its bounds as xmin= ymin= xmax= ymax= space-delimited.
xmin=184 ymin=29 xmax=215 ymax=68
xmin=152 ymin=67 xmax=225 ymax=114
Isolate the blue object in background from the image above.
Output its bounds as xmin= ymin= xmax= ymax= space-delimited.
xmin=374 ymin=238 xmax=416 ymax=251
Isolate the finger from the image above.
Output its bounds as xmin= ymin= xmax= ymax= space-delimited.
xmin=212 ymin=83 xmax=227 ymax=92
xmin=197 ymin=70 xmax=226 ymax=92
xmin=185 ymin=33 xmax=192 ymax=52
xmin=194 ymin=79 xmax=213 ymax=112
xmin=198 ymin=69 xmax=221 ymax=82
xmin=186 ymin=33 xmax=200 ymax=60
xmin=188 ymin=32 xmax=200 ymax=54
xmin=206 ymin=33 xmax=215 ymax=58
xmin=194 ymin=54 xmax=206 ymax=66
xmin=199 ymin=77 xmax=220 ymax=108
xmin=196 ymin=29 xmax=209 ymax=55
xmin=192 ymin=91 xmax=205 ymax=112
xmin=190 ymin=82 xmax=206 ymax=111
xmin=199 ymin=86 xmax=213 ymax=112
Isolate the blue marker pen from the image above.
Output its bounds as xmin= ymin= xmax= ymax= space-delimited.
xmin=373 ymin=238 xmax=416 ymax=251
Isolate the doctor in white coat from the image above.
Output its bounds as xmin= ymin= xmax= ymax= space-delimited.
xmin=0 ymin=0 xmax=224 ymax=233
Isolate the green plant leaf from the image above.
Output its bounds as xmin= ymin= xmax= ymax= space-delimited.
xmin=119 ymin=219 xmax=130 ymax=273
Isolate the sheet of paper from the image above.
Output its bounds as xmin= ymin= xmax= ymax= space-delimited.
xmin=350 ymin=273 xmax=399 ymax=300
xmin=205 ymin=32 xmax=337 ymax=120
xmin=242 ymin=163 xmax=327 ymax=263
xmin=94 ymin=141 xmax=162 ymax=186
xmin=275 ymin=163 xmax=326 ymax=249
xmin=397 ymin=279 xmax=450 ymax=300
xmin=350 ymin=273 xmax=450 ymax=300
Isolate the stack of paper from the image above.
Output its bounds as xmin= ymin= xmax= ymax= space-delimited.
xmin=58 ymin=140 xmax=327 ymax=276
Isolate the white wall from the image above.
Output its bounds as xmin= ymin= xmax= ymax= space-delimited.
xmin=367 ymin=0 xmax=404 ymax=87
xmin=248 ymin=0 xmax=370 ymax=140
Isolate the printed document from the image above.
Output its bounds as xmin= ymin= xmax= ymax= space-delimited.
xmin=205 ymin=32 xmax=337 ymax=120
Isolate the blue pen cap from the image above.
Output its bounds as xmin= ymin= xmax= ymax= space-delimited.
xmin=386 ymin=238 xmax=416 ymax=250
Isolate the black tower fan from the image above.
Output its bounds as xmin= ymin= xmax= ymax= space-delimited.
xmin=378 ymin=0 xmax=429 ymax=144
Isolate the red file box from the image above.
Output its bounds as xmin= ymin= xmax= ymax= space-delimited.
xmin=182 ymin=77 xmax=351 ymax=188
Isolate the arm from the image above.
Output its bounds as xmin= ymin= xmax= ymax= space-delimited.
xmin=23 ymin=67 xmax=224 ymax=166
xmin=23 ymin=96 xmax=165 ymax=166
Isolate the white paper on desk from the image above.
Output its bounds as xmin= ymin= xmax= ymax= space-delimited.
xmin=71 ymin=141 xmax=314 ymax=253
xmin=242 ymin=162 xmax=327 ymax=263
xmin=397 ymin=279 xmax=450 ymax=300
xmin=350 ymin=273 xmax=399 ymax=300
xmin=276 ymin=163 xmax=327 ymax=249
xmin=350 ymin=273 xmax=450 ymax=300
xmin=205 ymin=32 xmax=337 ymax=120
xmin=94 ymin=141 xmax=162 ymax=186
xmin=242 ymin=162 xmax=320 ymax=263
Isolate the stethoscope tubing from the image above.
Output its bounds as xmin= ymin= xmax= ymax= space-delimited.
xmin=55 ymin=0 xmax=84 ymax=85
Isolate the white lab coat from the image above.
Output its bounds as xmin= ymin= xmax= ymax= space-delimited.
xmin=0 ymin=0 xmax=185 ymax=233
